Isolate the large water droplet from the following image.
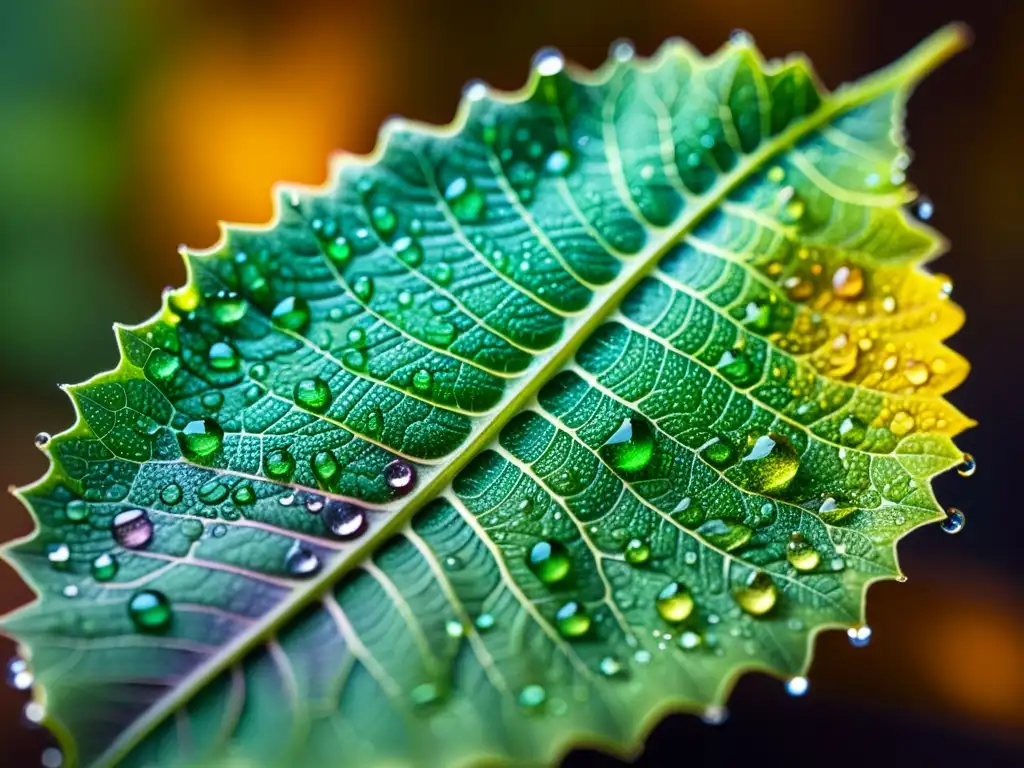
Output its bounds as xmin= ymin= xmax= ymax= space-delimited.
xmin=271 ymin=297 xmax=311 ymax=333
xmin=941 ymin=507 xmax=965 ymax=534
xmin=322 ymin=501 xmax=368 ymax=540
xmin=555 ymin=601 xmax=591 ymax=638
xmin=696 ymin=519 xmax=752 ymax=551
xmin=624 ymin=538 xmax=650 ymax=565
xmin=264 ymin=448 xmax=296 ymax=481
xmin=311 ymin=450 xmax=341 ymax=487
xmin=198 ymin=480 xmax=228 ymax=505
xmin=957 ymin=453 xmax=976 ymax=477
xmin=370 ymin=204 xmax=397 ymax=235
xmin=737 ymin=433 xmax=800 ymax=493
xmin=294 ymin=377 xmax=332 ymax=413
xmin=128 ymin=590 xmax=173 ymax=632
xmin=178 ymin=418 xmax=224 ymax=459
xmin=160 ymin=484 xmax=182 ymax=506
xmin=146 ymin=349 xmax=181 ymax=382
xmin=384 ymin=459 xmax=416 ymax=495
xmin=832 ymin=265 xmax=864 ymax=299
xmin=786 ymin=533 xmax=821 ymax=572
xmin=599 ymin=417 xmax=654 ymax=474
xmin=91 ymin=553 xmax=118 ymax=582
xmin=112 ymin=509 xmax=153 ymax=550
xmin=444 ymin=177 xmax=485 ymax=222
xmin=527 ymin=540 xmax=571 ymax=584
xmin=209 ymin=292 xmax=247 ymax=326
xmin=208 ymin=341 xmax=239 ymax=371
xmin=6 ymin=657 xmax=33 ymax=690
xmin=232 ymin=483 xmax=255 ymax=506
xmin=284 ymin=541 xmax=321 ymax=576
xmin=655 ymin=582 xmax=695 ymax=623
xmin=734 ymin=571 xmax=777 ymax=616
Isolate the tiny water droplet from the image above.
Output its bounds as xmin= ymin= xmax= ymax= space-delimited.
xmin=384 ymin=459 xmax=416 ymax=495
xmin=7 ymin=657 xmax=33 ymax=690
xmin=294 ymin=377 xmax=332 ymax=413
xmin=786 ymin=533 xmax=820 ymax=572
xmin=271 ymin=297 xmax=311 ymax=333
xmin=209 ymin=292 xmax=247 ymax=326
xmin=91 ymin=553 xmax=118 ymax=581
xmin=24 ymin=701 xmax=45 ymax=723
xmin=544 ymin=148 xmax=573 ymax=175
xmin=599 ymin=655 xmax=623 ymax=676
xmin=527 ymin=540 xmax=571 ymax=584
xmin=518 ymin=683 xmax=548 ymax=711
xmin=412 ymin=369 xmax=432 ymax=392
xmin=327 ymin=236 xmax=351 ymax=265
xmin=232 ymin=483 xmax=255 ymax=506
xmin=445 ymin=619 xmax=464 ymax=638
xmin=679 ymin=630 xmax=703 ymax=650
xmin=264 ymin=448 xmax=296 ymax=481
xmin=957 ymin=453 xmax=976 ymax=477
xmin=128 ymin=590 xmax=173 ymax=632
xmin=463 ymin=79 xmax=488 ymax=102
xmin=65 ymin=500 xmax=89 ymax=523
xmin=284 ymin=541 xmax=320 ymax=576
xmin=729 ymin=28 xmax=755 ymax=45
xmin=322 ymin=501 xmax=368 ymax=540
xmin=915 ymin=197 xmax=934 ymax=221
xmin=655 ymin=582 xmax=694 ymax=623
xmin=734 ymin=571 xmax=777 ymax=616
xmin=212 ymin=524 xmax=227 ymax=538
xmin=624 ymin=538 xmax=651 ymax=565
xmin=599 ymin=417 xmax=654 ymax=474
xmin=208 ymin=341 xmax=239 ymax=371
xmin=178 ymin=418 xmax=224 ymax=459
xmin=474 ymin=612 xmax=495 ymax=630
xmin=555 ymin=601 xmax=591 ymax=638
xmin=370 ymin=204 xmax=397 ymax=235
xmin=62 ymin=584 xmax=79 ymax=598
xmin=516 ymin=497 xmax=534 ymax=515
xmin=701 ymin=705 xmax=729 ymax=725
xmin=847 ymin=625 xmax=872 ymax=647
xmin=393 ymin=236 xmax=423 ymax=267
xmin=352 ymin=275 xmax=374 ymax=302
xmin=941 ymin=507 xmax=965 ymax=534
xmin=197 ymin=480 xmax=227 ymax=505
xmin=112 ymin=509 xmax=153 ymax=550
xmin=696 ymin=519 xmax=752 ymax=552
xmin=609 ymin=38 xmax=635 ymax=62
xmin=41 ymin=747 xmax=63 ymax=768
xmin=785 ymin=676 xmax=809 ymax=696
xmin=249 ymin=363 xmax=269 ymax=381
xmin=838 ymin=415 xmax=866 ymax=446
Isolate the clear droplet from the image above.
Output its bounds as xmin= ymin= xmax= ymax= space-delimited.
xmin=555 ymin=601 xmax=591 ymax=638
xmin=65 ymin=500 xmax=89 ymax=523
xmin=111 ymin=509 xmax=153 ymax=550
xmin=160 ymin=484 xmax=182 ymax=506
xmin=599 ymin=417 xmax=654 ymax=474
xmin=445 ymin=619 xmax=464 ymax=638
xmin=178 ymin=418 xmax=224 ymax=459
xmin=527 ymin=540 xmax=571 ymax=584
xmin=128 ymin=590 xmax=173 ymax=632
xmin=624 ymin=538 xmax=651 ymax=565
xmin=679 ymin=630 xmax=703 ymax=650
xmin=34 ymin=432 xmax=50 ymax=449
xmin=284 ymin=541 xmax=320 ymax=576
xmin=941 ymin=507 xmax=965 ymax=534
xmin=352 ymin=275 xmax=374 ymax=302
xmin=384 ymin=459 xmax=416 ymax=495
xmin=518 ymin=683 xmax=548 ymax=711
xmin=208 ymin=341 xmax=239 ymax=371
xmin=957 ymin=453 xmax=976 ymax=477
xmin=322 ymin=501 xmax=368 ymax=540
xmin=91 ymin=553 xmax=118 ymax=582
xmin=544 ymin=148 xmax=573 ymax=175
xmin=232 ymin=483 xmax=256 ymax=506
xmin=264 ymin=448 xmax=296 ymax=481
xmin=294 ymin=377 xmax=332 ymax=413
xmin=655 ymin=582 xmax=694 ymax=623
xmin=847 ymin=625 xmax=872 ymax=647
xmin=786 ymin=676 xmax=809 ymax=696
xmin=734 ymin=571 xmax=777 ymax=616
xmin=271 ymin=296 xmax=311 ymax=333
xmin=786 ymin=533 xmax=821 ymax=572
xmin=443 ymin=177 xmax=485 ymax=222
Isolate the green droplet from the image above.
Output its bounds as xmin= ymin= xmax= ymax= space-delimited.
xmin=599 ymin=417 xmax=654 ymax=474
xmin=599 ymin=656 xmax=623 ymax=676
xmin=475 ymin=613 xmax=495 ymax=631
xmin=232 ymin=483 xmax=255 ymax=506
xmin=209 ymin=293 xmax=247 ymax=326
xmin=238 ymin=261 xmax=269 ymax=302
xmin=734 ymin=571 xmax=777 ymax=616
xmin=352 ymin=275 xmax=374 ymax=302
xmin=767 ymin=166 xmax=785 ymax=184
xmin=743 ymin=301 xmax=773 ymax=333
xmin=271 ymin=296 xmax=311 ymax=333
xmin=346 ymin=327 xmax=366 ymax=347
xmin=146 ymin=350 xmax=180 ymax=382
xmin=66 ymin=500 xmax=90 ymax=523
xmin=327 ymin=236 xmax=351 ymax=265
xmin=393 ymin=236 xmax=423 ymax=267
xmin=178 ymin=418 xmax=224 ymax=459
xmin=516 ymin=497 xmax=534 ymax=515
xmin=425 ymin=321 xmax=457 ymax=346
xmin=208 ymin=341 xmax=239 ymax=371
xmin=264 ymin=448 xmax=296 ymax=481
xmin=839 ymin=415 xmax=867 ymax=446
xmin=371 ymin=204 xmax=397 ymax=235
xmin=91 ymin=553 xmax=118 ymax=582
xmin=624 ymin=538 xmax=650 ymax=565
xmin=696 ymin=519 xmax=752 ymax=551
xmin=434 ymin=263 xmax=453 ymax=286
xmin=736 ymin=433 xmax=800 ymax=493
xmin=294 ymin=377 xmax=332 ymax=413
xmin=343 ymin=349 xmax=368 ymax=371
xmin=786 ymin=533 xmax=821 ymax=572
xmin=717 ymin=348 xmax=757 ymax=385
xmin=518 ymin=684 xmax=547 ymax=711
xmin=655 ymin=582 xmax=695 ymax=623
xmin=444 ymin=176 xmax=485 ymax=222
xmin=181 ymin=518 xmax=204 ymax=541
xmin=312 ymin=450 xmax=340 ymax=485
xmin=702 ymin=440 xmax=735 ymax=468
xmin=198 ymin=480 xmax=228 ymax=505
xmin=397 ymin=290 xmax=414 ymax=309
xmin=366 ymin=408 xmax=384 ymax=437
xmin=128 ymin=590 xmax=173 ymax=632
xmin=527 ymin=540 xmax=571 ymax=584
xmin=201 ymin=391 xmax=223 ymax=410
xmin=160 ymin=483 xmax=182 ymax=506
xmin=412 ymin=369 xmax=432 ymax=392
xmin=555 ymin=601 xmax=591 ymax=638
xmin=249 ymin=363 xmax=269 ymax=381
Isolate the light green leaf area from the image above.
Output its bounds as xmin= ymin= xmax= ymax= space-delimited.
xmin=4 ymin=26 xmax=972 ymax=768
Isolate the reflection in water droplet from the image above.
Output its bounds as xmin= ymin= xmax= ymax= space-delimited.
xmin=384 ymin=459 xmax=416 ymax=495
xmin=599 ymin=417 xmax=654 ymax=474
xmin=91 ymin=553 xmax=118 ymax=582
xmin=294 ymin=377 xmax=332 ymax=413
xmin=322 ymin=501 xmax=368 ymax=540
xmin=941 ymin=508 xmax=965 ymax=534
xmin=786 ymin=533 xmax=821 ymax=572
xmin=208 ymin=341 xmax=239 ymax=371
xmin=655 ymin=582 xmax=694 ymax=623
xmin=284 ymin=541 xmax=321 ymax=577
xmin=394 ymin=236 xmax=423 ymax=267
xmin=264 ymin=448 xmax=296 ymax=481
xmin=847 ymin=625 xmax=872 ymax=647
xmin=128 ymin=590 xmax=173 ymax=632
xmin=555 ymin=601 xmax=591 ymax=638
xmin=7 ymin=657 xmax=33 ymax=690
xmin=178 ymin=418 xmax=224 ymax=459
xmin=271 ymin=297 xmax=311 ymax=333
xmin=527 ymin=540 xmax=571 ymax=584
xmin=734 ymin=571 xmax=777 ymax=616
xmin=957 ymin=453 xmax=976 ymax=477
xmin=624 ymin=538 xmax=650 ymax=565
xmin=34 ymin=432 xmax=50 ymax=448
xmin=112 ymin=509 xmax=153 ymax=550
xmin=838 ymin=416 xmax=866 ymax=446
xmin=786 ymin=676 xmax=809 ymax=696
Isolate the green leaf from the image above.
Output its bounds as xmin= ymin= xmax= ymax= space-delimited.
xmin=3 ymin=25 xmax=972 ymax=768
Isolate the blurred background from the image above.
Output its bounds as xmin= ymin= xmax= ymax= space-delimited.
xmin=0 ymin=1 xmax=1021 ymax=765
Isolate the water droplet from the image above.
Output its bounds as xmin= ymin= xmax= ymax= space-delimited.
xmin=181 ymin=518 xmax=204 ymax=541
xmin=889 ymin=411 xmax=915 ymax=437
xmin=599 ymin=417 xmax=654 ymax=474
xmin=370 ymin=204 xmax=397 ymax=235
xmin=847 ymin=625 xmax=872 ymax=647
xmin=555 ymin=601 xmax=591 ymax=638
xmin=112 ymin=509 xmax=153 ymax=550
xmin=394 ymin=236 xmax=423 ymax=267
xmin=178 ymin=418 xmax=224 ymax=459
xmin=786 ymin=533 xmax=821 ymax=572
xmin=322 ymin=501 xmax=368 ymax=540
xmin=201 ymin=391 xmax=224 ymax=411
xmin=146 ymin=349 xmax=181 ymax=382
xmin=264 ymin=448 xmax=296 ymax=481
xmin=352 ymin=275 xmax=374 ymax=302
xmin=832 ymin=265 xmax=864 ymax=299
xmin=696 ymin=519 xmax=752 ymax=551
xmin=882 ymin=295 xmax=897 ymax=313
xmin=518 ymin=683 xmax=548 ymax=711
xmin=412 ymin=369 xmax=432 ymax=392
xmin=717 ymin=348 xmax=756 ymax=385
xmin=941 ymin=507 xmax=965 ymax=534
xmin=212 ymin=524 xmax=227 ymax=538
xmin=41 ymin=747 xmax=63 ymax=768
xmin=284 ymin=541 xmax=320 ymax=576
xmin=904 ymin=360 xmax=930 ymax=386
xmin=915 ymin=197 xmax=934 ymax=221
xmin=327 ymin=236 xmax=351 ymax=265
xmin=160 ymin=483 xmax=182 ymax=506
xmin=384 ymin=459 xmax=416 ymax=495
xmin=128 ymin=590 xmax=173 ymax=632
xmin=545 ymin=148 xmax=573 ymax=175
xmin=624 ymin=538 xmax=651 ymax=565
xmin=766 ymin=165 xmax=785 ymax=184
xmin=734 ymin=571 xmax=777 ymax=616
xmin=271 ymin=296 xmax=311 ymax=333
xmin=679 ymin=630 xmax=703 ymax=650
xmin=838 ymin=415 xmax=866 ymax=446
xmin=444 ymin=177 xmax=485 ymax=222
xmin=729 ymin=28 xmax=755 ymax=45
xmin=198 ymin=480 xmax=227 ymax=505
xmin=737 ymin=433 xmax=800 ymax=493
xmin=249 ymin=362 xmax=269 ymax=381
xmin=957 ymin=453 xmax=976 ymax=477
xmin=24 ymin=701 xmax=44 ymax=724
xmin=209 ymin=292 xmax=247 ymax=326
xmin=464 ymin=79 xmax=488 ymax=102
xmin=34 ymin=432 xmax=50 ymax=449
xmin=232 ymin=483 xmax=255 ymax=506
xmin=91 ymin=553 xmax=118 ymax=582
xmin=527 ymin=540 xmax=571 ymax=584
xmin=65 ymin=500 xmax=89 ymax=523
xmin=7 ymin=657 xmax=33 ymax=690
xmin=305 ymin=451 xmax=339 ymax=488
xmin=208 ymin=341 xmax=239 ymax=371
xmin=655 ymin=582 xmax=695 ymax=623
xmin=786 ymin=676 xmax=809 ymax=696
xmin=599 ymin=655 xmax=623 ymax=676
xmin=445 ymin=619 xmax=464 ymax=638
xmin=294 ymin=377 xmax=332 ymax=413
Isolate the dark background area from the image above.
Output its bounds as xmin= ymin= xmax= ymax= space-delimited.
xmin=1 ymin=1 xmax=1021 ymax=765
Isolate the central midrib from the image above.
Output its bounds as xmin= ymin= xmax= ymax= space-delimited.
xmin=96 ymin=26 xmax=964 ymax=767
